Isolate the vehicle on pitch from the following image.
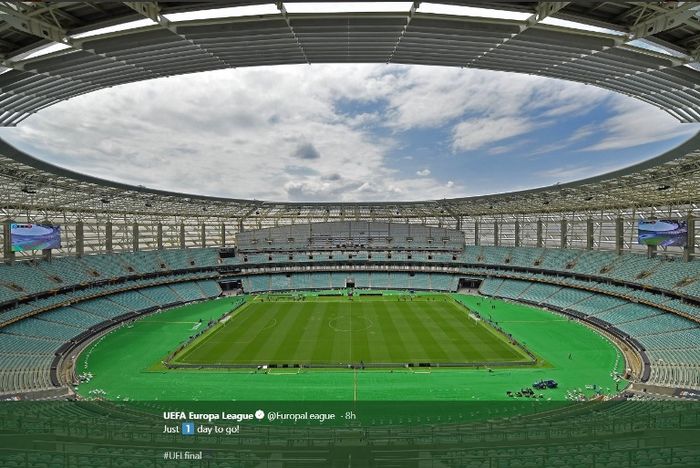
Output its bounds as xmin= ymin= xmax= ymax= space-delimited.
xmin=533 ymin=379 xmax=558 ymax=389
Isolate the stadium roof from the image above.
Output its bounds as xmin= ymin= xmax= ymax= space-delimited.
xmin=0 ymin=1 xmax=698 ymax=127
xmin=0 ymin=1 xmax=699 ymax=220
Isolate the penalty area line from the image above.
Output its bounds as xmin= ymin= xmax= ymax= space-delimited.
xmin=266 ymin=368 xmax=302 ymax=375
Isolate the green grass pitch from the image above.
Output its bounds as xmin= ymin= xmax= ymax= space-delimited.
xmin=171 ymin=294 xmax=532 ymax=367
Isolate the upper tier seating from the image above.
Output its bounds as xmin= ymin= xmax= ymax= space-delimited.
xmin=0 ymin=249 xmax=222 ymax=307
xmin=458 ymin=247 xmax=699 ymax=296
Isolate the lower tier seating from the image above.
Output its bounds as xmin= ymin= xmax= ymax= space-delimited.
xmin=480 ymin=278 xmax=700 ymax=390
xmin=0 ymin=280 xmax=223 ymax=395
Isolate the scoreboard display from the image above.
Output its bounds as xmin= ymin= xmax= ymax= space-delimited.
xmin=10 ymin=223 xmax=62 ymax=252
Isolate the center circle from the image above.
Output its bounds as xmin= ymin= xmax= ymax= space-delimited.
xmin=328 ymin=315 xmax=373 ymax=332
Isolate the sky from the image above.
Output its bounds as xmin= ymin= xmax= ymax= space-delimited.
xmin=2 ymin=63 xmax=698 ymax=202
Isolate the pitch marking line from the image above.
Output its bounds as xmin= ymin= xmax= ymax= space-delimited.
xmin=259 ymin=318 xmax=278 ymax=331
xmin=148 ymin=321 xmax=204 ymax=324
xmin=327 ymin=317 xmax=374 ymax=332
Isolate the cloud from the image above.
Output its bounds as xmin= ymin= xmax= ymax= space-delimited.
xmin=535 ymin=161 xmax=630 ymax=186
xmin=383 ymin=67 xmax=609 ymax=131
xmin=0 ymin=63 xmax=693 ymax=203
xmin=380 ymin=67 xmax=614 ymax=156
xmin=293 ymin=142 xmax=321 ymax=160
xmin=537 ymin=165 xmax=600 ymax=182
xmin=451 ymin=117 xmax=534 ymax=152
xmin=569 ymin=124 xmax=598 ymax=143
xmin=525 ymin=123 xmax=601 ymax=157
xmin=583 ymin=96 xmax=700 ymax=151
xmin=323 ymin=173 xmax=342 ymax=181
xmin=0 ymin=63 xmax=473 ymax=202
xmin=1 ymin=65 xmax=403 ymax=201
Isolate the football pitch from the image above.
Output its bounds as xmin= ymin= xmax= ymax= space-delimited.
xmin=77 ymin=294 xmax=625 ymax=401
xmin=170 ymin=294 xmax=533 ymax=367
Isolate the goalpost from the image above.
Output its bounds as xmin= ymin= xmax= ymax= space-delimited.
xmin=265 ymin=366 xmax=303 ymax=375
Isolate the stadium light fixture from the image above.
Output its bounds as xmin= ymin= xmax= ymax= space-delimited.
xmin=163 ymin=4 xmax=280 ymax=22
xmin=284 ymin=2 xmax=414 ymax=14
xmin=70 ymin=19 xmax=157 ymax=40
xmin=417 ymin=3 xmax=531 ymax=21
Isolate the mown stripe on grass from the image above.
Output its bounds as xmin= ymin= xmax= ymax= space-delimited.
xmin=328 ymin=302 xmax=352 ymax=364
xmin=372 ymin=301 xmax=411 ymax=363
xmin=237 ymin=303 xmax=304 ymax=363
xmin=401 ymin=305 xmax=451 ymax=362
xmin=294 ymin=304 xmax=329 ymax=364
xmin=350 ymin=304 xmax=372 ymax=364
xmin=413 ymin=302 xmax=473 ymax=361
xmin=383 ymin=301 xmax=431 ymax=362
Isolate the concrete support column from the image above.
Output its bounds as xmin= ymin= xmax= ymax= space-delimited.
xmin=647 ymin=243 xmax=657 ymax=258
xmin=180 ymin=223 xmax=186 ymax=249
xmin=3 ymin=220 xmax=14 ymax=264
xmin=615 ymin=217 xmax=624 ymax=255
xmin=586 ymin=219 xmax=594 ymax=250
xmin=157 ymin=223 xmax=163 ymax=250
xmin=514 ymin=221 xmax=520 ymax=247
xmin=685 ymin=214 xmax=695 ymax=262
xmin=493 ymin=221 xmax=499 ymax=247
xmin=75 ymin=220 xmax=84 ymax=257
xmin=105 ymin=221 xmax=113 ymax=253
xmin=536 ymin=220 xmax=543 ymax=248
xmin=221 ymin=223 xmax=226 ymax=247
xmin=132 ymin=222 xmax=139 ymax=252
xmin=474 ymin=221 xmax=480 ymax=246
xmin=201 ymin=223 xmax=206 ymax=248
xmin=560 ymin=219 xmax=568 ymax=249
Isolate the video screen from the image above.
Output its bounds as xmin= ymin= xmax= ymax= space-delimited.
xmin=10 ymin=223 xmax=62 ymax=252
xmin=638 ymin=219 xmax=687 ymax=247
